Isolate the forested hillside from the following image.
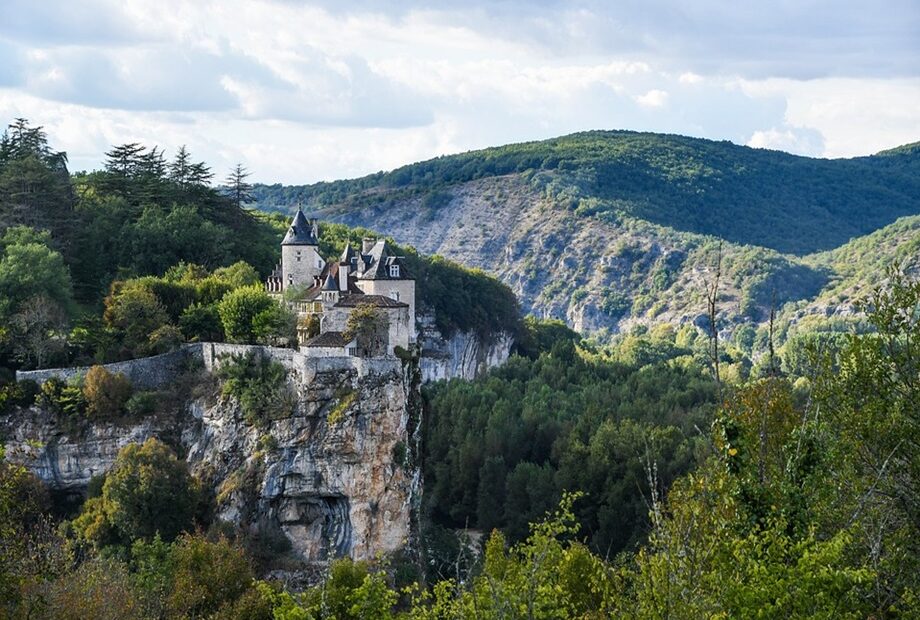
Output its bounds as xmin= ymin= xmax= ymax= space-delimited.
xmin=252 ymin=132 xmax=920 ymax=356
xmin=5 ymin=273 xmax=920 ymax=617
xmin=252 ymin=131 xmax=920 ymax=255
xmin=0 ymin=119 xmax=520 ymax=376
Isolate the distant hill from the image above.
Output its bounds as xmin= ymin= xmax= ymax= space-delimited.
xmin=251 ymin=131 xmax=920 ymax=255
xmin=251 ymin=131 xmax=920 ymax=351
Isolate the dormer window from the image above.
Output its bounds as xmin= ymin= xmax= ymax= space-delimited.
xmin=389 ymin=264 xmax=400 ymax=278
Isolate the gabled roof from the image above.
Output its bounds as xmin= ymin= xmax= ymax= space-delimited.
xmin=301 ymin=331 xmax=351 ymax=348
xmin=334 ymin=294 xmax=408 ymax=308
xmin=282 ymin=208 xmax=318 ymax=246
xmin=356 ymin=240 xmax=413 ymax=281
xmin=322 ymin=272 xmax=338 ymax=291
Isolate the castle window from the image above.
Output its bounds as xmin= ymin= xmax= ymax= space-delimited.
xmin=296 ymin=251 xmax=302 ymax=262
xmin=389 ymin=265 xmax=400 ymax=278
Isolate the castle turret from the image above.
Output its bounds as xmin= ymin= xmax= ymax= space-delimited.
xmin=321 ymin=272 xmax=340 ymax=305
xmin=281 ymin=208 xmax=325 ymax=290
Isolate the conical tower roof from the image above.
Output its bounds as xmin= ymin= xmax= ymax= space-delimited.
xmin=282 ymin=208 xmax=318 ymax=245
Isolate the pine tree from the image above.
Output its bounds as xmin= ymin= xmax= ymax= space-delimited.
xmin=0 ymin=119 xmax=74 ymax=238
xmin=169 ymin=145 xmax=191 ymax=188
xmin=224 ymin=163 xmax=253 ymax=209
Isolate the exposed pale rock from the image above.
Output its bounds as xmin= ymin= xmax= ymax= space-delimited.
xmin=3 ymin=353 xmax=420 ymax=565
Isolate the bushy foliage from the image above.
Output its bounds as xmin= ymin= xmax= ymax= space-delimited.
xmin=218 ymin=286 xmax=291 ymax=345
xmin=343 ymin=303 xmax=388 ymax=356
xmin=38 ymin=375 xmax=88 ymax=418
xmin=163 ymin=534 xmax=255 ymax=619
xmin=71 ymin=438 xmax=200 ymax=549
xmin=216 ymin=352 xmax=292 ymax=425
xmin=82 ymin=365 xmax=133 ymax=420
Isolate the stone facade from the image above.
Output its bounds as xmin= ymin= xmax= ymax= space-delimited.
xmin=266 ymin=209 xmax=416 ymax=359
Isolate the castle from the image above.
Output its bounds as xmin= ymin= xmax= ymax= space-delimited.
xmin=265 ymin=208 xmax=416 ymax=357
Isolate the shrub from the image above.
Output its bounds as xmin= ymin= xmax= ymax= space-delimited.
xmin=216 ymin=352 xmax=291 ymax=425
xmin=147 ymin=324 xmax=184 ymax=354
xmin=179 ymin=303 xmax=224 ymax=342
xmin=251 ymin=303 xmax=297 ymax=347
xmin=343 ymin=304 xmax=388 ymax=357
xmin=166 ymin=535 xmax=255 ymax=619
xmin=71 ymin=438 xmax=200 ymax=548
xmin=42 ymin=559 xmax=147 ymax=620
xmin=103 ymin=282 xmax=169 ymax=356
xmin=38 ymin=376 xmax=87 ymax=417
xmin=125 ymin=391 xmax=158 ymax=417
xmin=0 ymin=379 xmax=39 ymax=414
xmin=217 ymin=286 xmax=275 ymax=344
xmin=83 ymin=366 xmax=132 ymax=420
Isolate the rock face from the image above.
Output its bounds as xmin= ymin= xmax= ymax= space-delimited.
xmin=417 ymin=312 xmax=513 ymax=382
xmin=321 ymin=174 xmax=837 ymax=342
xmin=3 ymin=346 xmax=420 ymax=565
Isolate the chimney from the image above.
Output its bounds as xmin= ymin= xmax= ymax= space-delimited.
xmin=362 ymin=237 xmax=376 ymax=254
xmin=338 ymin=264 xmax=348 ymax=291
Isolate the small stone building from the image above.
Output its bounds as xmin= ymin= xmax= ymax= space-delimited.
xmin=266 ymin=208 xmax=416 ymax=358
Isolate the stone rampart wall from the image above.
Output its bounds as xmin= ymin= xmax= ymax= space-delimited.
xmin=15 ymin=348 xmax=194 ymax=390
xmin=16 ymin=343 xmax=402 ymax=390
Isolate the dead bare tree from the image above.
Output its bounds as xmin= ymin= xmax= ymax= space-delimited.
xmin=768 ymin=288 xmax=778 ymax=377
xmin=705 ymin=241 xmax=723 ymax=400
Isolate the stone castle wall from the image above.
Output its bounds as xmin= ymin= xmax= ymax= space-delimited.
xmin=17 ymin=343 xmax=403 ymax=392
xmin=15 ymin=347 xmax=193 ymax=390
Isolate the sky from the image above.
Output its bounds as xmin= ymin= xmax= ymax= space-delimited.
xmin=0 ymin=0 xmax=918 ymax=184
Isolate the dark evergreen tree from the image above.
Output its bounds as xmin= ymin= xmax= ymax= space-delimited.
xmin=224 ymin=163 xmax=253 ymax=209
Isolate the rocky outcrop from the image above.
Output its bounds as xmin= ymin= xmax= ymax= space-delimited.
xmin=417 ymin=312 xmax=513 ymax=382
xmin=3 ymin=346 xmax=420 ymax=566
xmin=322 ymin=174 xmax=838 ymax=342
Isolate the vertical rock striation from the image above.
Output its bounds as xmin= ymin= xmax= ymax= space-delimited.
xmin=3 ymin=349 xmax=421 ymax=566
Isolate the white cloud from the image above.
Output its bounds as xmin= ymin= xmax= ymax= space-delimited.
xmin=635 ymin=89 xmax=669 ymax=108
xmin=747 ymin=127 xmax=825 ymax=157
xmin=0 ymin=0 xmax=917 ymax=183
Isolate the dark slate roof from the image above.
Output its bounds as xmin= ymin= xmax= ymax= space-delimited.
xmin=340 ymin=243 xmax=356 ymax=264
xmin=356 ymin=240 xmax=413 ymax=281
xmin=301 ymin=331 xmax=350 ymax=348
xmin=322 ymin=273 xmax=338 ymax=291
xmin=281 ymin=209 xmax=318 ymax=246
xmin=334 ymin=294 xmax=408 ymax=308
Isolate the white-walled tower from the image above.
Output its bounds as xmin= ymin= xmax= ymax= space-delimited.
xmin=281 ymin=208 xmax=325 ymax=290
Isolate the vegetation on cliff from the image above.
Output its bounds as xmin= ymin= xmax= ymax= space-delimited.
xmin=3 ymin=271 xmax=919 ymax=616
xmin=0 ymin=119 xmax=520 ymax=374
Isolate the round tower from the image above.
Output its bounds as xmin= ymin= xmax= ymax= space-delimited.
xmin=281 ymin=208 xmax=325 ymax=290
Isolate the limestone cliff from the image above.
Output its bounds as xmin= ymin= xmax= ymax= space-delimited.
xmin=417 ymin=312 xmax=513 ymax=382
xmin=3 ymin=345 xmax=421 ymax=566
